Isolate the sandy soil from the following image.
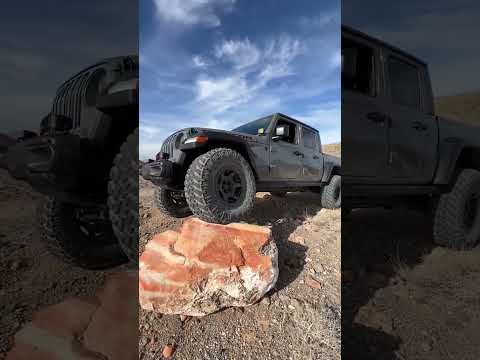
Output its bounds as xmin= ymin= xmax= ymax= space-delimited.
xmin=343 ymin=208 xmax=480 ymax=360
xmin=138 ymin=145 xmax=342 ymax=360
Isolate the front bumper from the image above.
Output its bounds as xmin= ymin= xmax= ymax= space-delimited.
xmin=2 ymin=134 xmax=82 ymax=193
xmin=141 ymin=159 xmax=177 ymax=187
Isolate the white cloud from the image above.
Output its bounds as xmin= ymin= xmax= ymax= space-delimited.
xmin=194 ymin=36 xmax=304 ymax=114
xmin=196 ymin=75 xmax=252 ymax=113
xmin=260 ymin=37 xmax=303 ymax=81
xmin=215 ymin=38 xmax=260 ymax=69
xmin=330 ymin=49 xmax=341 ymax=68
xmin=193 ymin=55 xmax=209 ymax=68
xmin=153 ymin=0 xmax=235 ymax=27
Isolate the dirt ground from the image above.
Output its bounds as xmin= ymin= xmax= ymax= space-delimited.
xmin=138 ymin=144 xmax=342 ymax=360
xmin=343 ymin=208 xmax=480 ymax=360
xmin=138 ymin=185 xmax=341 ymax=360
xmin=0 ymin=169 xmax=109 ymax=358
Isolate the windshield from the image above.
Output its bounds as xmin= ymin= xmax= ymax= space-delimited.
xmin=232 ymin=116 xmax=272 ymax=135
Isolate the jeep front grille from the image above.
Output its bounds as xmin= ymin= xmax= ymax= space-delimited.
xmin=161 ymin=131 xmax=182 ymax=157
xmin=52 ymin=71 xmax=91 ymax=128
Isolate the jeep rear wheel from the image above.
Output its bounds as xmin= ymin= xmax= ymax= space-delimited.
xmin=433 ymin=169 xmax=480 ymax=249
xmin=154 ymin=187 xmax=192 ymax=218
xmin=184 ymin=148 xmax=256 ymax=224
xmin=40 ymin=198 xmax=128 ymax=269
xmin=108 ymin=128 xmax=139 ymax=263
xmin=321 ymin=175 xmax=341 ymax=209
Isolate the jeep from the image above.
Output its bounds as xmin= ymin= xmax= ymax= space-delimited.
xmin=1 ymin=56 xmax=139 ymax=268
xmin=141 ymin=113 xmax=341 ymax=224
xmin=342 ymin=26 xmax=480 ymax=249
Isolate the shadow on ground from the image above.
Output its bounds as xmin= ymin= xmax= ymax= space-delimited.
xmin=248 ymin=192 xmax=323 ymax=293
xmin=342 ymin=208 xmax=435 ymax=359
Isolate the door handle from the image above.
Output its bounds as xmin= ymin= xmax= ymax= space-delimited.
xmin=313 ymin=155 xmax=319 ymax=159
xmin=367 ymin=112 xmax=388 ymax=124
xmin=412 ymin=121 xmax=428 ymax=131
xmin=293 ymin=151 xmax=304 ymax=158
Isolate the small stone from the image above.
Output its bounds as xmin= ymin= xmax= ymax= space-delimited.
xmin=10 ymin=260 xmax=22 ymax=271
xmin=180 ymin=315 xmax=190 ymax=322
xmin=305 ymin=276 xmax=321 ymax=289
xmin=163 ymin=344 xmax=175 ymax=358
xmin=421 ymin=341 xmax=432 ymax=352
xmin=260 ymin=296 xmax=271 ymax=306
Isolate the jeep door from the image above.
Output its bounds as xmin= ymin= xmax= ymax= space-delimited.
xmin=342 ymin=33 xmax=390 ymax=183
xmin=300 ymin=126 xmax=323 ymax=181
xmin=269 ymin=117 xmax=303 ymax=179
xmin=382 ymin=50 xmax=438 ymax=183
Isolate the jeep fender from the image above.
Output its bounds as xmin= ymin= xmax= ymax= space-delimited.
xmin=322 ymin=157 xmax=341 ymax=183
xmin=433 ymin=138 xmax=464 ymax=185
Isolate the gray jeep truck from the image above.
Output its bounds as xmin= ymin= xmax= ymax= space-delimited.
xmin=141 ymin=113 xmax=341 ymax=224
xmin=342 ymin=26 xmax=480 ymax=249
xmin=1 ymin=56 xmax=139 ymax=268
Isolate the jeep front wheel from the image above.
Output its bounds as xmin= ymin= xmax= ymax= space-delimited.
xmin=433 ymin=169 xmax=480 ymax=249
xmin=154 ymin=187 xmax=192 ymax=218
xmin=108 ymin=128 xmax=138 ymax=263
xmin=184 ymin=148 xmax=256 ymax=224
xmin=40 ymin=197 xmax=128 ymax=269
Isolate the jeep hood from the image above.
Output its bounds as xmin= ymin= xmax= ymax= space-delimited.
xmin=181 ymin=127 xmax=261 ymax=143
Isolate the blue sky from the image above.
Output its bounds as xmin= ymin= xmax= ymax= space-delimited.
xmin=140 ymin=0 xmax=340 ymax=159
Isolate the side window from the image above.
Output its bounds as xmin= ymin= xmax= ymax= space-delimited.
xmin=275 ymin=119 xmax=296 ymax=144
xmin=388 ymin=56 xmax=421 ymax=109
xmin=342 ymin=38 xmax=375 ymax=95
xmin=302 ymin=127 xmax=317 ymax=149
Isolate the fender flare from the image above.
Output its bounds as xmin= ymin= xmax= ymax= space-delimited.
xmin=322 ymin=161 xmax=341 ymax=183
xmin=433 ymin=137 xmax=464 ymax=185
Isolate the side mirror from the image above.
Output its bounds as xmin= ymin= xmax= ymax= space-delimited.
xmin=275 ymin=125 xmax=289 ymax=138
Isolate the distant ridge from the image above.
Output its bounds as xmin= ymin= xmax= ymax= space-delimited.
xmin=435 ymin=90 xmax=480 ymax=125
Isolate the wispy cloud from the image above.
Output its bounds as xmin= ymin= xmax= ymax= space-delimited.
xmin=194 ymin=36 xmax=304 ymax=115
xmin=153 ymin=0 xmax=235 ymax=27
xmin=214 ymin=38 xmax=261 ymax=69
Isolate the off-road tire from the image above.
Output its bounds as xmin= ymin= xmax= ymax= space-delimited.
xmin=40 ymin=197 xmax=128 ymax=270
xmin=271 ymin=191 xmax=287 ymax=197
xmin=321 ymin=175 xmax=341 ymax=209
xmin=433 ymin=169 xmax=480 ymax=250
xmin=184 ymin=148 xmax=256 ymax=224
xmin=108 ymin=128 xmax=139 ymax=263
xmin=154 ymin=187 xmax=192 ymax=218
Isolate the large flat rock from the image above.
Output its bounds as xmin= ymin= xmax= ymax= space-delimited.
xmin=139 ymin=218 xmax=278 ymax=316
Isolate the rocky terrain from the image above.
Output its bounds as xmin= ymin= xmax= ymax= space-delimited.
xmin=138 ymin=144 xmax=342 ymax=359
xmin=343 ymin=208 xmax=480 ymax=360
xmin=0 ymin=169 xmax=110 ymax=358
